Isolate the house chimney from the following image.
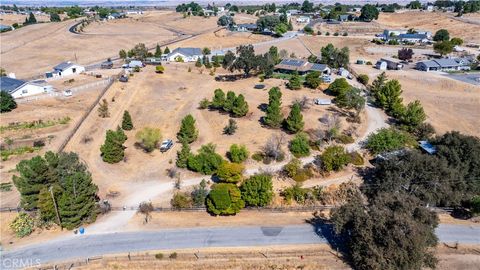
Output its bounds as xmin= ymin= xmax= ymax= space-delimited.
xmin=7 ymin=73 xmax=16 ymax=79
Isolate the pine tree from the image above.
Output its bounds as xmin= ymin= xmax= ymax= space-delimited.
xmin=376 ymin=79 xmax=403 ymax=113
xmin=164 ymin=46 xmax=171 ymax=54
xmin=176 ymin=141 xmax=191 ymax=168
xmin=13 ymin=155 xmax=56 ymax=210
xmin=121 ymin=110 xmax=133 ymax=130
xmin=57 ymin=171 xmax=98 ymax=229
xmin=177 ymin=114 xmax=198 ymax=144
xmin=154 ymin=44 xmax=162 ymax=58
xmin=211 ymin=88 xmax=226 ymax=109
xmin=195 ymin=58 xmax=202 ymax=67
xmin=100 ymin=129 xmax=127 ymax=163
xmin=264 ymin=87 xmax=283 ymax=128
xmin=223 ymin=91 xmax=236 ymax=112
xmin=232 ymin=94 xmax=249 ymax=117
xmin=284 ymin=103 xmax=304 ymax=133
xmin=98 ymin=99 xmax=110 ymax=118
xmin=0 ymin=91 xmax=17 ymax=113
xmin=370 ymin=72 xmax=387 ymax=98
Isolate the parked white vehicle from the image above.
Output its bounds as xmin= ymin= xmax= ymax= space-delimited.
xmin=63 ymin=90 xmax=73 ymax=97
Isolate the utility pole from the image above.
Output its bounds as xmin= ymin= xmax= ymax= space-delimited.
xmin=50 ymin=186 xmax=62 ymax=230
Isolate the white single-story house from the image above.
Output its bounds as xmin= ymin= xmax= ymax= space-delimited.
xmin=128 ymin=60 xmax=144 ymax=68
xmin=46 ymin=61 xmax=85 ymax=78
xmin=107 ymin=12 xmax=126 ymax=20
xmin=234 ymin=23 xmax=258 ymax=32
xmin=126 ymin=10 xmax=143 ymax=15
xmin=0 ymin=77 xmax=53 ymax=99
xmin=382 ymin=29 xmax=432 ymax=43
xmin=416 ymin=58 xmax=471 ymax=72
xmin=296 ymin=16 xmax=311 ymax=24
xmin=163 ymin=48 xmax=203 ymax=62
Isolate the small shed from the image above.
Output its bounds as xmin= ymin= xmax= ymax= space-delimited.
xmin=128 ymin=60 xmax=144 ymax=68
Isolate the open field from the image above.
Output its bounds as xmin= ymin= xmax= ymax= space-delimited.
xmin=352 ymin=65 xmax=480 ymax=136
xmin=35 ymin=244 xmax=480 ymax=270
xmin=0 ymin=13 xmax=52 ymax=25
xmin=376 ymin=11 xmax=480 ymax=44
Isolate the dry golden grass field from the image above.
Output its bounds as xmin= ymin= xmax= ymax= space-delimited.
xmin=376 ymin=11 xmax=480 ymax=44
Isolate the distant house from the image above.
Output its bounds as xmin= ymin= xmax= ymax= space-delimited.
xmin=234 ymin=23 xmax=258 ymax=32
xmin=164 ymin=48 xmax=203 ymax=62
xmin=339 ymin=14 xmax=349 ymax=22
xmin=46 ymin=61 xmax=85 ymax=78
xmin=296 ymin=16 xmax=311 ymax=24
xmin=382 ymin=29 xmax=431 ymax=43
xmin=128 ymin=60 xmax=144 ymax=68
xmin=274 ymin=59 xmax=331 ymax=75
xmin=107 ymin=12 xmax=125 ymax=20
xmin=416 ymin=58 xmax=471 ymax=72
xmin=0 ymin=77 xmax=53 ymax=99
xmin=0 ymin=24 xmax=13 ymax=32
xmin=126 ymin=10 xmax=143 ymax=15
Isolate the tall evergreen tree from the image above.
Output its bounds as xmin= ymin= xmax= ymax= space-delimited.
xmin=176 ymin=141 xmax=191 ymax=168
xmin=100 ymin=128 xmax=127 ymax=163
xmin=284 ymin=103 xmax=304 ymax=133
xmin=0 ymin=91 xmax=17 ymax=113
xmin=164 ymin=46 xmax=171 ymax=54
xmin=177 ymin=114 xmax=198 ymax=144
xmin=154 ymin=44 xmax=162 ymax=58
xmin=121 ymin=110 xmax=133 ymax=130
xmin=264 ymin=87 xmax=283 ymax=128
xmin=223 ymin=91 xmax=236 ymax=112
xmin=232 ymin=94 xmax=249 ymax=117
xmin=211 ymin=88 xmax=225 ymax=109
xmin=376 ymin=79 xmax=403 ymax=114
xmin=287 ymin=72 xmax=302 ymax=90
xmin=13 ymin=156 xmax=56 ymax=210
xmin=50 ymin=12 xmax=61 ymax=22
xmin=57 ymin=171 xmax=98 ymax=229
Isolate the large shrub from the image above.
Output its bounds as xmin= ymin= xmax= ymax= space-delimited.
xmin=135 ymin=127 xmax=161 ymax=152
xmin=187 ymin=144 xmax=224 ymax=174
xmin=0 ymin=91 xmax=17 ymax=113
xmin=10 ymin=212 xmax=34 ymax=238
xmin=289 ymin=133 xmax=311 ymax=157
xmin=318 ymin=145 xmax=350 ymax=172
xmin=228 ymin=144 xmax=249 ymax=163
xmin=240 ymin=174 xmax=273 ymax=207
xmin=365 ymin=128 xmax=415 ymax=155
xmin=206 ymin=183 xmax=245 ymax=215
xmin=216 ymin=162 xmax=244 ymax=183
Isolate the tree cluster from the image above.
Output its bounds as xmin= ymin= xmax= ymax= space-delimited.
xmin=209 ymin=88 xmax=249 ymax=117
xmin=320 ymin=43 xmax=350 ymax=68
xmin=13 ymin=151 xmax=98 ymax=230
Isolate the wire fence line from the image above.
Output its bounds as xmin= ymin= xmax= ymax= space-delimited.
xmin=0 ymin=205 xmax=454 ymax=213
xmin=58 ymin=72 xmax=123 ymax=153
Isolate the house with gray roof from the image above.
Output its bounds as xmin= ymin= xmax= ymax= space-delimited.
xmin=46 ymin=61 xmax=85 ymax=78
xmin=416 ymin=58 xmax=471 ymax=72
xmin=0 ymin=76 xmax=53 ymax=99
xmin=164 ymin=48 xmax=203 ymax=62
xmin=234 ymin=23 xmax=258 ymax=32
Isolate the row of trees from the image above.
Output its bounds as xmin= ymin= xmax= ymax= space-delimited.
xmin=263 ymin=87 xmax=305 ymax=134
xmin=119 ymin=43 xmax=171 ymax=61
xmin=432 ymin=29 xmax=464 ymax=56
xmin=204 ymin=88 xmax=249 ymax=117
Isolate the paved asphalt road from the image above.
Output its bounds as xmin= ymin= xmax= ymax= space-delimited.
xmin=1 ymin=224 xmax=479 ymax=269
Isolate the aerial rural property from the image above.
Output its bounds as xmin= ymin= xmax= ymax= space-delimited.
xmin=0 ymin=1 xmax=479 ymax=269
